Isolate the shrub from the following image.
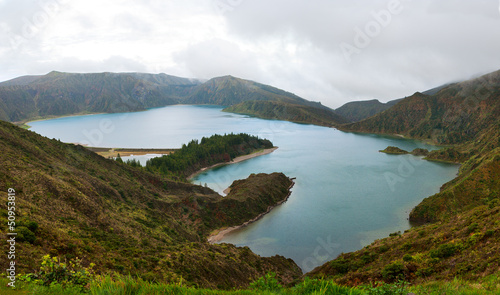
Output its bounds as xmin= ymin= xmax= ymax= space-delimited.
xmin=21 ymin=255 xmax=95 ymax=290
xmin=17 ymin=226 xmax=36 ymax=244
xmin=382 ymin=262 xmax=405 ymax=282
xmin=378 ymin=245 xmax=389 ymax=253
xmin=361 ymin=253 xmax=378 ymax=264
xmin=330 ymin=257 xmax=351 ymax=274
xmin=429 ymin=243 xmax=459 ymax=259
xmin=389 ymin=231 xmax=401 ymax=237
xmin=249 ymin=272 xmax=282 ymax=292
xmin=365 ymin=280 xmax=409 ymax=295
xmin=25 ymin=220 xmax=39 ymax=232
xmin=402 ymin=254 xmax=413 ymax=262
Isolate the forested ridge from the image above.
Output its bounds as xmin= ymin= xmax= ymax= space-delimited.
xmin=145 ymin=133 xmax=273 ymax=179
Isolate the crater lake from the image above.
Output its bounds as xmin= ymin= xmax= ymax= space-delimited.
xmin=28 ymin=105 xmax=459 ymax=272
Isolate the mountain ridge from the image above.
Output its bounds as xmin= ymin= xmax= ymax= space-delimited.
xmin=0 ymin=71 xmax=346 ymax=126
xmin=334 ymin=83 xmax=455 ymax=123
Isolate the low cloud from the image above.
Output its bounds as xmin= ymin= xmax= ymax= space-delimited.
xmin=1 ymin=0 xmax=500 ymax=108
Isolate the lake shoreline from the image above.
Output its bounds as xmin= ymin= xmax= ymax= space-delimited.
xmin=207 ymin=179 xmax=295 ymax=243
xmin=187 ymin=147 xmax=278 ymax=181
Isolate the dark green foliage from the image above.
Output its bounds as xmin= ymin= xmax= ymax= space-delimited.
xmin=329 ymin=257 xmax=351 ymax=274
xmin=125 ymin=158 xmax=141 ymax=167
xmin=429 ymin=243 xmax=459 ymax=259
xmin=115 ymin=153 xmax=123 ymax=163
xmin=17 ymin=226 xmax=36 ymax=244
xmin=145 ymin=133 xmax=272 ymax=179
xmin=382 ymin=262 xmax=405 ymax=282
xmin=379 ymin=147 xmax=409 ymax=155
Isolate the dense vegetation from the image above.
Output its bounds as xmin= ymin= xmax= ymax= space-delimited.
xmin=223 ymin=100 xmax=347 ymax=127
xmin=313 ymin=70 xmax=500 ymax=287
xmin=0 ymin=120 xmax=301 ymax=289
xmin=145 ymin=133 xmax=273 ymax=179
xmin=3 ymin=269 xmax=500 ymax=294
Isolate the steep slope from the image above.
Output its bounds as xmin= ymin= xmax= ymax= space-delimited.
xmin=335 ymin=99 xmax=402 ymax=123
xmin=223 ymin=100 xmax=348 ymax=127
xmin=335 ymin=84 xmax=454 ymax=123
xmin=0 ymin=71 xmax=201 ymax=122
xmin=311 ymin=70 xmax=500 ymax=286
xmin=0 ymin=120 xmax=301 ymax=289
xmin=342 ymin=70 xmax=500 ymax=145
xmin=183 ymin=75 xmax=328 ymax=109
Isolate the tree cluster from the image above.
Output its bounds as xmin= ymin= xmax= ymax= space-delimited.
xmin=145 ymin=133 xmax=273 ymax=179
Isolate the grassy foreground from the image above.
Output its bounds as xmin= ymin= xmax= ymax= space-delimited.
xmin=1 ymin=273 xmax=500 ymax=295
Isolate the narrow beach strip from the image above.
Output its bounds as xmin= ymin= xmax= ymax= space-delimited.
xmin=187 ymin=147 xmax=278 ymax=181
xmin=207 ymin=179 xmax=295 ymax=243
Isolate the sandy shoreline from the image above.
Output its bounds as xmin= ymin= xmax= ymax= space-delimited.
xmin=207 ymin=180 xmax=295 ymax=243
xmin=85 ymin=147 xmax=177 ymax=158
xmin=187 ymin=147 xmax=278 ymax=181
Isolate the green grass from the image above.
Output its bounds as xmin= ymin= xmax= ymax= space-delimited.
xmin=407 ymin=275 xmax=500 ymax=294
xmin=0 ymin=275 xmax=364 ymax=295
xmin=2 ymin=275 xmax=500 ymax=295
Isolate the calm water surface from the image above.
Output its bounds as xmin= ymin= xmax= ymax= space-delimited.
xmin=29 ymin=105 xmax=459 ymax=272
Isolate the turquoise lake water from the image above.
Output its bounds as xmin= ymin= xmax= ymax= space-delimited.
xmin=28 ymin=105 xmax=459 ymax=272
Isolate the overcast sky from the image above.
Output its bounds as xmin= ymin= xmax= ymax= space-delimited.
xmin=1 ymin=0 xmax=499 ymax=108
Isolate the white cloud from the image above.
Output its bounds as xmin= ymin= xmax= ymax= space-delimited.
xmin=1 ymin=0 xmax=500 ymax=108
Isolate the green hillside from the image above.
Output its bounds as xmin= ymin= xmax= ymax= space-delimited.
xmin=223 ymin=100 xmax=347 ymax=127
xmin=0 ymin=120 xmax=301 ymax=289
xmin=310 ymin=70 xmax=500 ymax=286
xmin=184 ymin=75 xmax=325 ymax=109
xmin=335 ymin=84 xmax=453 ymax=123
xmin=334 ymin=99 xmax=401 ymax=123
xmin=0 ymin=72 xmax=347 ymax=127
xmin=0 ymin=71 xmax=200 ymax=122
xmin=341 ymin=70 xmax=500 ymax=144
